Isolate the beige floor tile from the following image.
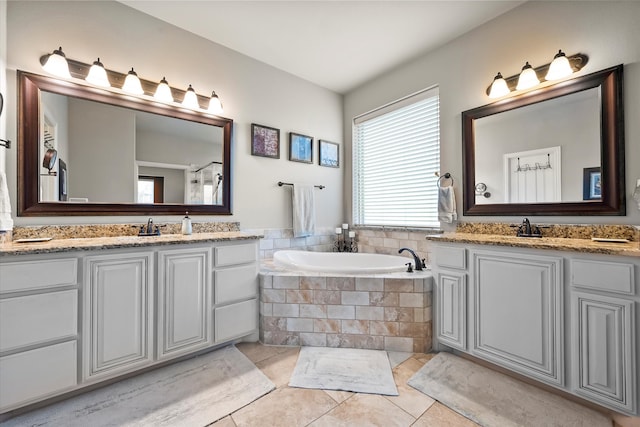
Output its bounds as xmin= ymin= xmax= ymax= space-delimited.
xmin=323 ymin=389 xmax=354 ymax=404
xmin=231 ymin=387 xmax=337 ymax=427
xmin=210 ymin=415 xmax=237 ymax=426
xmin=254 ymin=346 xmax=300 ymax=387
xmin=235 ymin=341 xmax=294 ymax=364
xmin=309 ymin=393 xmax=415 ymax=427
xmin=384 ymin=356 xmax=436 ymax=418
xmin=413 ymin=402 xmax=481 ymax=427
xmin=413 ymin=352 xmax=436 ymax=365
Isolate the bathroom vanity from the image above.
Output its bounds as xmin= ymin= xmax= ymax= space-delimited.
xmin=0 ymin=232 xmax=261 ymax=413
xmin=429 ymin=233 xmax=640 ymax=416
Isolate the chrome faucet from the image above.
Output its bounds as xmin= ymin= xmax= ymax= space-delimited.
xmin=398 ymin=247 xmax=425 ymax=271
xmin=146 ymin=218 xmax=154 ymax=234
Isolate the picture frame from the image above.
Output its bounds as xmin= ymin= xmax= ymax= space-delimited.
xmin=251 ymin=123 xmax=280 ymax=159
xmin=319 ymin=140 xmax=339 ymax=168
xmin=583 ymin=167 xmax=601 ymax=200
xmin=289 ymin=132 xmax=313 ymax=163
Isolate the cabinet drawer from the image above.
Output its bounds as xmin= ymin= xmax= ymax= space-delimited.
xmin=571 ymin=259 xmax=634 ymax=294
xmin=0 ymin=290 xmax=78 ymax=352
xmin=215 ymin=264 xmax=258 ymax=304
xmin=0 ymin=341 xmax=77 ymax=411
xmin=215 ymin=243 xmax=257 ymax=267
xmin=435 ymin=246 xmax=466 ymax=270
xmin=0 ymin=258 xmax=77 ymax=294
xmin=215 ymin=299 xmax=258 ymax=342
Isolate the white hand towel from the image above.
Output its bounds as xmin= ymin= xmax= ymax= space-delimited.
xmin=0 ymin=172 xmax=14 ymax=231
xmin=438 ymin=185 xmax=457 ymax=224
xmin=292 ymin=184 xmax=315 ymax=238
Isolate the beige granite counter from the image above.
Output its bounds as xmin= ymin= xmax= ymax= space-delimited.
xmin=0 ymin=231 xmax=263 ymax=256
xmin=426 ymin=232 xmax=640 ymax=257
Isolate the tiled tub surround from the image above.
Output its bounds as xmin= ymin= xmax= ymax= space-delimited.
xmin=243 ymin=227 xmax=336 ymax=259
xmin=260 ymin=266 xmax=433 ymax=353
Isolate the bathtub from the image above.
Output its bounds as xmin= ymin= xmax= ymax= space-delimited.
xmin=273 ymin=250 xmax=411 ymax=274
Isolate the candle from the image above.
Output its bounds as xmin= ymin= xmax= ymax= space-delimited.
xmin=335 ymin=228 xmax=342 ymax=234
xmin=348 ymin=231 xmax=355 ymax=238
xmin=342 ymin=223 xmax=349 ymax=229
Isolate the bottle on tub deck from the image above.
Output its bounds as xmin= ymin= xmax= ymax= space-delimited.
xmin=181 ymin=212 xmax=192 ymax=235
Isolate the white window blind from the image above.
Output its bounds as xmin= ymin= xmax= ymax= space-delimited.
xmin=353 ymin=88 xmax=440 ymax=227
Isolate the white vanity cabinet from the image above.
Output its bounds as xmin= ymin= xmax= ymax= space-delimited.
xmin=431 ymin=242 xmax=639 ymax=416
xmin=83 ymin=251 xmax=155 ymax=381
xmin=213 ymin=242 xmax=259 ymax=342
xmin=157 ymin=247 xmax=211 ymax=360
xmin=0 ymin=257 xmax=79 ymax=412
xmin=0 ymin=236 xmax=260 ymax=414
xmin=570 ymin=256 xmax=637 ymax=414
xmin=433 ymin=246 xmax=467 ymax=350
xmin=471 ymin=250 xmax=564 ymax=387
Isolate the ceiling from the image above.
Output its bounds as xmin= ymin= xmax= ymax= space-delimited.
xmin=119 ymin=1 xmax=525 ymax=94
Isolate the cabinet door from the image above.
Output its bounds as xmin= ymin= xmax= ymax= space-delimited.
xmin=436 ymin=270 xmax=466 ymax=350
xmin=83 ymin=252 xmax=154 ymax=381
xmin=157 ymin=248 xmax=211 ymax=360
xmin=215 ymin=299 xmax=258 ymax=342
xmin=471 ymin=251 xmax=564 ymax=386
xmin=572 ymin=292 xmax=636 ymax=413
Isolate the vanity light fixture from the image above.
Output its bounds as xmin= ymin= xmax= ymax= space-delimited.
xmin=39 ymin=48 xmax=224 ymax=115
xmin=40 ymin=47 xmax=72 ymax=79
xmin=85 ymin=58 xmax=111 ymax=87
xmin=486 ymin=50 xmax=588 ymax=98
xmin=545 ymin=50 xmax=573 ymax=80
xmin=515 ymin=62 xmax=540 ymax=91
xmin=182 ymin=84 xmax=200 ymax=109
xmin=122 ymin=68 xmax=144 ymax=95
xmin=488 ymin=72 xmax=510 ymax=99
xmin=207 ymin=91 xmax=223 ymax=114
xmin=154 ymin=77 xmax=174 ymax=103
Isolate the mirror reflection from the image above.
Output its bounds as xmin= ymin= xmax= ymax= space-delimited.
xmin=474 ymin=87 xmax=600 ymax=204
xmin=40 ymin=92 xmax=224 ymax=205
xmin=18 ymin=71 xmax=233 ymax=216
xmin=462 ymin=65 xmax=625 ymax=216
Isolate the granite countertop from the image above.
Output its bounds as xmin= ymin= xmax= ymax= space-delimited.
xmin=0 ymin=231 xmax=263 ymax=256
xmin=426 ymin=233 xmax=640 ymax=258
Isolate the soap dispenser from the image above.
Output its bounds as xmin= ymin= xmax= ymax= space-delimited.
xmin=181 ymin=212 xmax=192 ymax=235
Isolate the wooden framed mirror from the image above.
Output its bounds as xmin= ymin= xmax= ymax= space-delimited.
xmin=18 ymin=71 xmax=233 ymax=216
xmin=462 ymin=65 xmax=625 ymax=216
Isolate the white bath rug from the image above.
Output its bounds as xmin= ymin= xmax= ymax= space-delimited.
xmin=3 ymin=345 xmax=275 ymax=427
xmin=407 ymin=352 xmax=612 ymax=427
xmin=289 ymin=346 xmax=398 ymax=396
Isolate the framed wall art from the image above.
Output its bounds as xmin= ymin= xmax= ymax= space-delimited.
xmin=583 ymin=167 xmax=601 ymax=200
xmin=319 ymin=140 xmax=339 ymax=168
xmin=289 ymin=132 xmax=313 ymax=164
xmin=251 ymin=123 xmax=280 ymax=159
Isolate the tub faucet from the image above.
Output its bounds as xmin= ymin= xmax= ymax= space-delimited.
xmin=398 ymin=248 xmax=425 ymax=271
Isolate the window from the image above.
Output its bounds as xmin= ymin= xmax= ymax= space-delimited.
xmin=137 ymin=176 xmax=164 ymax=203
xmin=353 ymin=87 xmax=440 ymax=228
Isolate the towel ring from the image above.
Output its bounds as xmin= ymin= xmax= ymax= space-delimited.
xmin=437 ymin=172 xmax=454 ymax=188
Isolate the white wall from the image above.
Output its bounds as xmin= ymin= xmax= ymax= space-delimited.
xmin=4 ymin=0 xmax=343 ymax=229
xmin=344 ymin=1 xmax=640 ymax=228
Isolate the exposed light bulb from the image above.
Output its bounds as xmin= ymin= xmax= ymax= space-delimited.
xmin=41 ymin=47 xmax=72 ymax=79
xmin=488 ymin=72 xmax=510 ymax=98
xmin=122 ymin=68 xmax=144 ymax=95
xmin=516 ymin=62 xmax=540 ymax=91
xmin=207 ymin=91 xmax=223 ymax=114
xmin=154 ymin=77 xmax=173 ymax=103
xmin=545 ymin=50 xmax=573 ymax=81
xmin=85 ymin=58 xmax=111 ymax=87
xmin=182 ymin=84 xmax=200 ymax=109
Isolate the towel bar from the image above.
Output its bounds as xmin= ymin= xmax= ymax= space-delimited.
xmin=278 ymin=181 xmax=325 ymax=189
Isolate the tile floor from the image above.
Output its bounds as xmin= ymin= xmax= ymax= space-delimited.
xmin=214 ymin=342 xmax=480 ymax=426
